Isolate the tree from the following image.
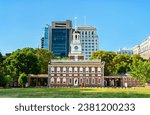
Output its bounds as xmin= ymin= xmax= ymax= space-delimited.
xmin=3 ymin=75 xmax=13 ymax=87
xmin=4 ymin=48 xmax=40 ymax=77
xmin=131 ymin=54 xmax=144 ymax=62
xmin=89 ymin=50 xmax=117 ymax=75
xmin=0 ymin=73 xmax=3 ymax=86
xmin=130 ymin=60 xmax=150 ymax=84
xmin=35 ymin=48 xmax=54 ymax=74
xmin=18 ymin=73 xmax=28 ymax=87
xmin=113 ymin=54 xmax=131 ymax=74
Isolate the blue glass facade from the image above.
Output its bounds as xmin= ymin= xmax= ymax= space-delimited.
xmin=52 ymin=29 xmax=70 ymax=57
xmin=43 ymin=26 xmax=49 ymax=49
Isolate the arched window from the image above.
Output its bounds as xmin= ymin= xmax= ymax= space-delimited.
xmin=92 ymin=78 xmax=95 ymax=84
xmin=80 ymin=67 xmax=83 ymax=73
xmin=80 ymin=78 xmax=83 ymax=84
xmin=97 ymin=67 xmax=101 ymax=73
xmin=57 ymin=67 xmax=60 ymax=73
xmin=51 ymin=77 xmax=54 ymax=84
xmin=91 ymin=67 xmax=95 ymax=73
xmin=75 ymin=35 xmax=77 ymax=40
xmin=85 ymin=67 xmax=89 ymax=73
xmin=57 ymin=77 xmax=60 ymax=84
xmin=98 ymin=78 xmax=101 ymax=84
xmin=69 ymin=67 xmax=72 ymax=73
xmin=69 ymin=78 xmax=72 ymax=84
xmin=63 ymin=77 xmax=66 ymax=84
xmin=74 ymin=67 xmax=78 ymax=73
xmin=86 ymin=78 xmax=89 ymax=84
xmin=51 ymin=67 xmax=54 ymax=73
xmin=63 ymin=67 xmax=66 ymax=73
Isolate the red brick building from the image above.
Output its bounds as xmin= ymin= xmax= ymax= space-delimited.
xmin=48 ymin=60 xmax=105 ymax=87
xmin=28 ymin=28 xmax=141 ymax=88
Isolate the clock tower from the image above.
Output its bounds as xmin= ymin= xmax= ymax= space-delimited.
xmin=69 ymin=28 xmax=84 ymax=60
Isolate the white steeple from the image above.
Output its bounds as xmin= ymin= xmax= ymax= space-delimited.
xmin=69 ymin=27 xmax=84 ymax=60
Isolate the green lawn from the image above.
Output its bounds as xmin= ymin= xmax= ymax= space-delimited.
xmin=0 ymin=87 xmax=150 ymax=98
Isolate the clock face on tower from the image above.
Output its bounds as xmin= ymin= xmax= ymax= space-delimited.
xmin=74 ymin=46 xmax=78 ymax=50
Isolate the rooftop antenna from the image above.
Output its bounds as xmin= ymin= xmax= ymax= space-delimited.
xmin=74 ymin=16 xmax=78 ymax=28
xmin=84 ymin=16 xmax=87 ymax=25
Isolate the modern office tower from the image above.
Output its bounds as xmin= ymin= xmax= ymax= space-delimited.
xmin=49 ymin=20 xmax=72 ymax=57
xmin=76 ymin=26 xmax=99 ymax=60
xmin=41 ymin=37 xmax=44 ymax=48
xmin=132 ymin=36 xmax=150 ymax=59
xmin=116 ymin=48 xmax=133 ymax=56
xmin=41 ymin=25 xmax=49 ymax=49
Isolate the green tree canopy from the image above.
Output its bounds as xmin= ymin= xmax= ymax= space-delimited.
xmin=130 ymin=60 xmax=150 ymax=84
xmin=18 ymin=73 xmax=28 ymax=87
xmin=4 ymin=48 xmax=40 ymax=77
xmin=35 ymin=48 xmax=54 ymax=74
xmin=89 ymin=50 xmax=117 ymax=75
xmin=113 ymin=54 xmax=131 ymax=74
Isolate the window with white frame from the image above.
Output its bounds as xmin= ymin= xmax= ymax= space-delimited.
xmin=89 ymin=31 xmax=91 ymax=37
xmin=92 ymin=78 xmax=95 ymax=84
xmin=97 ymin=67 xmax=101 ymax=73
xmin=74 ymin=67 xmax=78 ymax=73
xmin=63 ymin=77 xmax=66 ymax=84
xmin=86 ymin=78 xmax=89 ymax=84
xmin=57 ymin=77 xmax=60 ymax=84
xmin=51 ymin=77 xmax=54 ymax=84
xmin=57 ymin=67 xmax=60 ymax=73
xmin=85 ymin=67 xmax=89 ymax=73
xmin=63 ymin=67 xmax=66 ymax=73
xmin=80 ymin=67 xmax=83 ymax=73
xmin=51 ymin=67 xmax=54 ymax=73
xmin=98 ymin=78 xmax=101 ymax=84
xmin=92 ymin=31 xmax=94 ymax=37
xmin=81 ymin=31 xmax=84 ymax=38
xmin=85 ymin=31 xmax=87 ymax=37
xmin=69 ymin=78 xmax=72 ymax=84
xmin=91 ymin=67 xmax=95 ymax=73
xmin=80 ymin=78 xmax=83 ymax=84
xmin=69 ymin=67 xmax=72 ymax=73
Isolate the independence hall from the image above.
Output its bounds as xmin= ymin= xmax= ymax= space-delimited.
xmin=48 ymin=60 xmax=105 ymax=87
xmin=48 ymin=28 xmax=105 ymax=87
xmin=29 ymin=28 xmax=140 ymax=87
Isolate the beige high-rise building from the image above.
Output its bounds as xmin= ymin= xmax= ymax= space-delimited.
xmin=132 ymin=36 xmax=150 ymax=59
xmin=77 ymin=26 xmax=99 ymax=60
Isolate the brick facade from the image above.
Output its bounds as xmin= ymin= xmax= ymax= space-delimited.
xmin=48 ymin=60 xmax=105 ymax=87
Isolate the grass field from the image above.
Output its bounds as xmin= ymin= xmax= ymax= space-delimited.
xmin=0 ymin=87 xmax=150 ymax=98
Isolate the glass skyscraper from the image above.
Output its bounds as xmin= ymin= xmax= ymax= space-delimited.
xmin=49 ymin=20 xmax=72 ymax=58
xmin=41 ymin=25 xmax=49 ymax=50
xmin=51 ymin=29 xmax=70 ymax=57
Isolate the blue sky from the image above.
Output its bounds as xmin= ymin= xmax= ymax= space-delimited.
xmin=0 ymin=0 xmax=150 ymax=55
